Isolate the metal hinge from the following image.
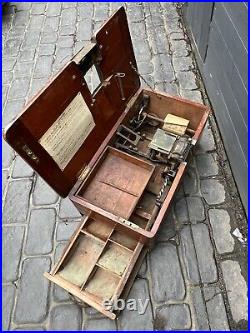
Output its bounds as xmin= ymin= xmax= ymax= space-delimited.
xmin=78 ymin=165 xmax=91 ymax=181
xmin=118 ymin=217 xmax=140 ymax=229
xmin=22 ymin=144 xmax=39 ymax=164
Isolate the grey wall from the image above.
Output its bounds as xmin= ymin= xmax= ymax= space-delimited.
xmin=183 ymin=2 xmax=248 ymax=212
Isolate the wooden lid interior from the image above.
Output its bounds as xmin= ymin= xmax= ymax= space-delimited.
xmin=4 ymin=7 xmax=140 ymax=197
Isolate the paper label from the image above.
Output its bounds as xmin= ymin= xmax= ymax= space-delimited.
xmin=39 ymin=92 xmax=95 ymax=170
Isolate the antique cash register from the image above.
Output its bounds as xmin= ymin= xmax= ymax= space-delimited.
xmin=4 ymin=7 xmax=210 ymax=319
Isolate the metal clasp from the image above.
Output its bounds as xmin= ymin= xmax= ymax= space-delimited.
xmin=115 ymin=72 xmax=126 ymax=101
xmin=22 ymin=145 xmax=39 ymax=163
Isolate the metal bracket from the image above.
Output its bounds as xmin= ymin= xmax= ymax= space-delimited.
xmin=22 ymin=145 xmax=39 ymax=164
xmin=116 ymin=125 xmax=141 ymax=146
xmin=115 ymin=72 xmax=126 ymax=100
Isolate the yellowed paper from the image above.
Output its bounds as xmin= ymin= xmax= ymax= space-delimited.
xmin=39 ymin=92 xmax=95 ymax=170
xmin=163 ymin=113 xmax=189 ymax=136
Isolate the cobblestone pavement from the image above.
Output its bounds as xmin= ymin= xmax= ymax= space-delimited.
xmin=2 ymin=2 xmax=248 ymax=331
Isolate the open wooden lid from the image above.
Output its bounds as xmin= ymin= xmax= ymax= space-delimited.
xmin=4 ymin=7 xmax=140 ymax=197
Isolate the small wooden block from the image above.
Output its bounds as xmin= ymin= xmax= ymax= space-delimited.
xmin=163 ymin=113 xmax=189 ymax=136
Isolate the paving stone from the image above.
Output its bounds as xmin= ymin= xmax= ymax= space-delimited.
xmin=191 ymin=286 xmax=209 ymax=330
xmin=180 ymin=226 xmax=200 ymax=284
xmin=3 ymin=179 xmax=32 ymax=224
xmin=12 ymin=11 xmax=29 ymax=27
xmin=22 ymin=31 xmax=40 ymax=49
xmin=94 ymin=4 xmax=109 ymax=21
xmin=38 ymin=44 xmax=56 ymax=56
xmin=155 ymin=82 xmax=165 ymax=91
xmin=195 ymin=122 xmax=216 ymax=153
xmin=3 ymin=98 xmax=25 ymax=127
xmin=191 ymin=223 xmax=218 ymax=283
xmin=119 ymin=279 xmax=153 ymax=330
xmin=53 ymin=47 xmax=72 ymax=71
xmin=201 ymin=179 xmax=225 ymax=205
xmin=196 ymin=153 xmax=219 ymax=177
xmin=40 ymin=31 xmax=58 ymax=44
xmin=162 ymin=2 xmax=179 ymax=16
xmin=49 ymin=304 xmax=82 ymax=330
xmin=2 ymin=57 xmax=17 ymax=71
xmin=57 ymin=35 xmax=74 ymax=48
xmin=165 ymin=18 xmax=183 ymax=35
xmin=59 ymin=25 xmax=76 ymax=36
xmin=2 ymin=70 xmax=13 ymax=85
xmin=2 ymin=284 xmax=16 ymax=330
xmin=84 ymin=317 xmax=116 ymax=330
xmin=173 ymin=56 xmax=194 ymax=71
xmin=186 ymin=196 xmax=205 ymax=222
xmin=27 ymin=15 xmax=45 ymax=31
xmin=2 ymin=170 xmax=9 ymax=196
xmin=204 ymin=287 xmax=230 ymax=330
xmin=76 ymin=19 xmax=92 ymax=41
xmin=171 ymin=39 xmax=189 ymax=57
xmin=149 ymin=28 xmax=169 ymax=55
xmin=137 ymin=61 xmax=154 ymax=75
xmin=141 ymin=74 xmax=154 ymax=89
xmin=8 ymin=78 xmax=30 ymax=100
xmin=33 ymin=55 xmax=53 ymax=79
xmin=127 ymin=5 xmax=144 ymax=23
xmin=155 ymin=304 xmax=191 ymax=330
xmin=130 ymin=22 xmax=147 ymax=40
xmin=137 ymin=258 xmax=147 ymax=278
xmin=134 ymin=40 xmax=151 ymax=62
xmin=164 ymin=82 xmax=179 ymax=95
xmin=169 ymin=32 xmax=184 ymax=41
xmin=53 ymin=284 xmax=71 ymax=303
xmin=56 ymin=220 xmax=81 ymax=241
xmin=174 ymin=197 xmax=188 ymax=224
xmin=62 ymin=2 xmax=77 ymax=9
xmin=18 ymin=48 xmax=36 ymax=63
xmin=152 ymin=54 xmax=173 ymax=75
xmin=7 ymin=26 xmax=26 ymax=40
xmin=46 ymin=2 xmax=62 ymax=17
xmin=59 ymin=198 xmax=81 ymax=219
xmin=14 ymin=62 xmax=34 ymax=79
xmin=180 ymin=89 xmax=203 ymax=103
xmin=28 ymin=78 xmax=48 ymax=100
xmin=61 ymin=8 xmax=77 ymax=26
xmin=31 ymin=3 xmax=47 ymax=15
xmin=13 ymin=326 xmax=45 ymax=331
xmin=4 ymin=37 xmax=22 ymax=57
xmin=150 ymin=12 xmax=164 ymax=28
xmin=203 ymin=285 xmax=221 ymax=301
xmin=44 ymin=16 xmax=60 ymax=32
xmin=54 ymin=239 xmax=66 ymax=258
xmin=13 ymin=2 xmax=32 ymax=11
xmin=12 ymin=156 xmax=34 ymax=178
xmin=25 ymin=208 xmax=56 ymax=255
xmin=14 ymin=257 xmax=51 ymax=324
xmin=150 ymin=243 xmax=185 ymax=302
xmin=154 ymin=67 xmax=175 ymax=84
xmin=78 ymin=3 xmax=94 ymax=20
xmin=221 ymin=260 xmax=247 ymax=322
xmin=2 ymin=139 xmax=15 ymax=168
xmin=156 ymin=206 xmax=176 ymax=241
xmin=209 ymin=209 xmax=234 ymax=254
xmin=183 ymin=166 xmax=198 ymax=195
xmin=2 ymin=85 xmax=9 ymax=107
xmin=176 ymin=71 xmax=198 ymax=90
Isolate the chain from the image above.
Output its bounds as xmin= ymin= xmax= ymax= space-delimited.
xmin=130 ymin=61 xmax=155 ymax=92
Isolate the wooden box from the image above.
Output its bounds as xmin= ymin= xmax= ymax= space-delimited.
xmin=4 ymin=7 xmax=209 ymax=319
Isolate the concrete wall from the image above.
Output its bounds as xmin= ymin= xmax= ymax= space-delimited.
xmin=183 ymin=2 xmax=248 ymax=212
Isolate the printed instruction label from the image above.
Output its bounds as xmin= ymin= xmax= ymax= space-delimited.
xmin=39 ymin=92 xmax=95 ymax=170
